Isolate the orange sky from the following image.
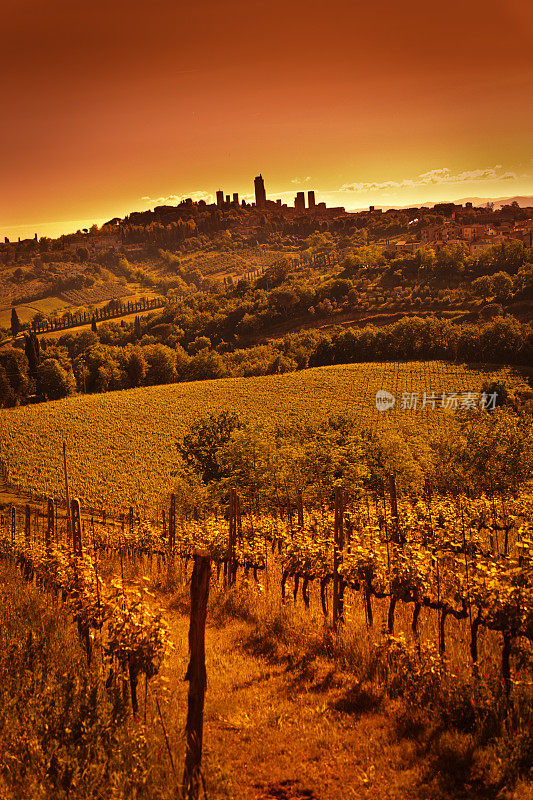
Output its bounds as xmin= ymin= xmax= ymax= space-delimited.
xmin=2 ymin=0 xmax=533 ymax=240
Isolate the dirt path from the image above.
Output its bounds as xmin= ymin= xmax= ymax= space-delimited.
xmin=161 ymin=609 xmax=423 ymax=800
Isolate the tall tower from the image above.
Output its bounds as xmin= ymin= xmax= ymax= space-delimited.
xmin=254 ymin=174 xmax=266 ymax=208
xmin=308 ymin=190 xmax=315 ymax=210
xmin=216 ymin=190 xmax=224 ymax=207
xmin=295 ymin=192 xmax=305 ymax=213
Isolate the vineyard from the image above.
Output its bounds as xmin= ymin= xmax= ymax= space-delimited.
xmin=2 ymin=480 xmax=532 ymax=725
xmin=172 ymin=248 xmax=298 ymax=280
xmin=1 ymin=397 xmax=532 ymax=796
xmin=0 ymin=360 xmax=527 ymax=512
xmin=59 ymin=282 xmax=135 ymax=306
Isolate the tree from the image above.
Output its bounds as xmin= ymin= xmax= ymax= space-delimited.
xmin=80 ymin=344 xmax=127 ymax=393
xmin=10 ymin=308 xmax=20 ymax=337
xmin=188 ymin=336 xmax=211 ymax=355
xmin=187 ymin=348 xmax=226 ymax=381
xmin=91 ymin=316 xmax=98 ymax=333
xmin=305 ymin=231 xmax=335 ymax=254
xmin=491 ymin=271 xmax=513 ymax=302
xmin=177 ymin=411 xmax=243 ymax=485
xmin=268 ymin=288 xmax=298 ymax=316
xmin=24 ymin=332 xmax=40 ymax=378
xmin=0 ymin=364 xmax=14 ymax=407
xmin=431 ymin=408 xmax=533 ymax=494
xmin=32 ymin=311 xmax=47 ymax=331
xmin=362 ymin=429 xmax=428 ymax=492
xmin=142 ymin=344 xmax=177 ymax=385
xmin=125 ymin=347 xmax=147 ymax=388
xmin=37 ymin=358 xmax=76 ymax=400
xmin=480 ymin=316 xmax=524 ymax=362
xmin=472 ymin=275 xmax=493 ymax=301
xmin=0 ymin=349 xmax=29 ymax=405
xmin=480 ymin=379 xmax=509 ymax=410
xmin=71 ymin=330 xmax=98 ymax=358
xmin=340 ymin=253 xmax=363 ymax=278
xmin=267 ymin=354 xmax=297 ymax=374
xmin=417 ymin=246 xmax=436 ymax=273
xmin=218 ymin=426 xmax=275 ymax=500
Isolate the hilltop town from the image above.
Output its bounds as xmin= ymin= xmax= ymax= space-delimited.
xmin=3 ymin=174 xmax=533 ymax=260
xmin=1 ymin=172 xmax=532 ymax=362
xmin=0 ymin=171 xmax=532 ymax=408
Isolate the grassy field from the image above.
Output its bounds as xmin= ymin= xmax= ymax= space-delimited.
xmin=0 ymin=296 xmax=68 ymax=328
xmin=0 ymin=360 xmax=526 ymax=513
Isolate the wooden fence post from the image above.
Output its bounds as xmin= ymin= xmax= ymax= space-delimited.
xmin=183 ymin=551 xmax=211 ymax=800
xmin=332 ymin=488 xmax=345 ymax=629
xmin=71 ymin=498 xmax=82 ymax=556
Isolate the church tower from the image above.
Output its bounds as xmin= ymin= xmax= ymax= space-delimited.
xmin=254 ymin=174 xmax=266 ymax=208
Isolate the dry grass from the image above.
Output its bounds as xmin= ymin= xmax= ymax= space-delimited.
xmin=0 ymin=561 xmax=181 ymax=800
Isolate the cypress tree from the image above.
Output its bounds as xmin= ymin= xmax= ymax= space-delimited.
xmin=10 ymin=308 xmax=20 ymax=337
xmin=24 ymin=332 xmax=40 ymax=378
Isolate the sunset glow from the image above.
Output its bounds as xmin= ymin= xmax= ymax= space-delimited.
xmin=2 ymin=0 xmax=533 ymax=239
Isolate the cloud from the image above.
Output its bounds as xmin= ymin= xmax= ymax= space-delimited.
xmin=140 ymin=191 xmax=214 ymax=205
xmin=291 ymin=176 xmax=311 ymax=184
xmin=341 ymin=166 xmax=519 ymax=193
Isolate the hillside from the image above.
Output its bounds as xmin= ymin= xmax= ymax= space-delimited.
xmin=0 ymin=360 xmax=525 ymax=513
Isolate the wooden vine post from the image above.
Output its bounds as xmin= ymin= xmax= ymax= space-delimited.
xmin=10 ymin=505 xmax=15 ymax=544
xmin=389 ymin=473 xmax=401 ymax=544
xmin=71 ymin=498 xmax=83 ymax=556
xmin=169 ymin=494 xmax=176 ymax=550
xmin=332 ymin=487 xmax=345 ymax=630
xmin=225 ymin=488 xmax=237 ymax=586
xmin=183 ymin=551 xmax=211 ymax=800
xmin=25 ymin=504 xmax=31 ymax=546
xmin=46 ymin=498 xmax=54 ymax=553
xmin=62 ymin=442 xmax=72 ymax=547
xmin=236 ymin=493 xmax=242 ymax=543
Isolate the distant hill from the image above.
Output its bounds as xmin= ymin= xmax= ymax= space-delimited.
xmin=440 ymin=196 xmax=533 ymax=210
xmin=350 ymin=196 xmax=533 ymax=212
